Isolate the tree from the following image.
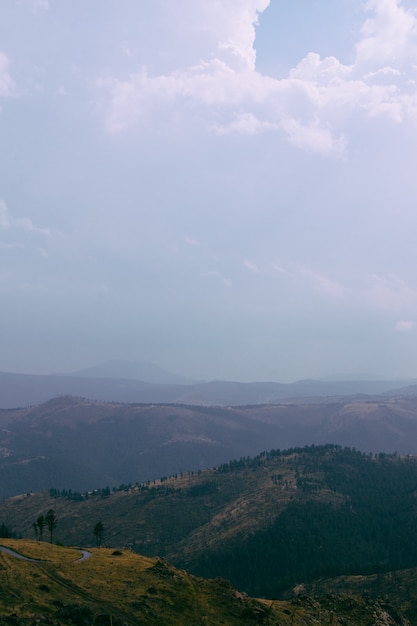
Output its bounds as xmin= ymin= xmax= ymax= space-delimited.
xmin=93 ymin=522 xmax=104 ymax=548
xmin=45 ymin=509 xmax=58 ymax=544
xmin=36 ymin=515 xmax=45 ymax=541
xmin=0 ymin=523 xmax=13 ymax=538
xmin=32 ymin=521 xmax=39 ymax=541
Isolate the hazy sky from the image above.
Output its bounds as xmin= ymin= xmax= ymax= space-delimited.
xmin=1 ymin=0 xmax=417 ymax=382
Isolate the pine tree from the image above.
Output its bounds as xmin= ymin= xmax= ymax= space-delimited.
xmin=45 ymin=509 xmax=58 ymax=544
xmin=36 ymin=515 xmax=45 ymax=541
xmin=93 ymin=521 xmax=104 ymax=548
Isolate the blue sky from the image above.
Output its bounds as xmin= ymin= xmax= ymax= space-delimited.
xmin=1 ymin=0 xmax=417 ymax=382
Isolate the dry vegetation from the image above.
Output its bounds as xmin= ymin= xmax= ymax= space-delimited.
xmin=0 ymin=540 xmax=407 ymax=625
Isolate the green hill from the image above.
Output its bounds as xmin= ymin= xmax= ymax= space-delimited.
xmin=3 ymin=445 xmax=417 ymax=609
xmin=0 ymin=539 xmax=408 ymax=625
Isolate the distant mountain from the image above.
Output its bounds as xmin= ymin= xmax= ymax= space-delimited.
xmin=320 ymin=372 xmax=397 ymax=381
xmin=2 ymin=395 xmax=417 ymax=498
xmin=384 ymin=382 xmax=417 ymax=397
xmin=0 ymin=369 xmax=416 ymax=409
xmin=66 ymin=359 xmax=197 ymax=385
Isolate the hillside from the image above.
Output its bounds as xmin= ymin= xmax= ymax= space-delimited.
xmin=2 ymin=395 xmax=417 ymax=498
xmin=292 ymin=567 xmax=417 ymax=624
xmin=0 ymin=539 xmax=408 ymax=625
xmin=3 ymin=445 xmax=417 ymax=612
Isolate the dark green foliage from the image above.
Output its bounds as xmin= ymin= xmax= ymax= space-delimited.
xmin=36 ymin=515 xmax=45 ymax=541
xmin=186 ymin=480 xmax=218 ymax=497
xmin=55 ymin=604 xmax=94 ymax=626
xmin=187 ymin=447 xmax=417 ymax=597
xmin=0 ymin=523 xmax=15 ymax=538
xmin=94 ymin=521 xmax=104 ymax=547
xmin=49 ymin=487 xmax=85 ymax=501
xmin=45 ymin=509 xmax=58 ymax=543
xmin=49 ymin=485 xmax=112 ymax=500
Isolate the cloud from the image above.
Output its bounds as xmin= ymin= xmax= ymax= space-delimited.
xmin=356 ymin=0 xmax=417 ymax=67
xmin=365 ymin=273 xmax=417 ymax=313
xmin=15 ymin=217 xmax=51 ymax=236
xmin=99 ymin=0 xmax=417 ymax=155
xmin=36 ymin=247 xmax=49 ymax=258
xmin=201 ymin=0 xmax=270 ymax=72
xmin=0 ymin=52 xmax=14 ymax=98
xmin=299 ymin=267 xmax=347 ymax=298
xmin=243 ymin=259 xmax=259 ymax=273
xmin=271 ymin=264 xmax=288 ymax=275
xmin=184 ymin=237 xmax=199 ymax=247
xmin=281 ymin=116 xmax=346 ymax=156
xmin=201 ymin=270 xmax=232 ymax=287
xmin=395 ymin=319 xmax=414 ymax=332
xmin=0 ymin=200 xmax=11 ymax=229
xmin=213 ymin=111 xmax=279 ymax=136
xmin=0 ymin=200 xmax=51 ymax=237
xmin=29 ymin=0 xmax=50 ymax=13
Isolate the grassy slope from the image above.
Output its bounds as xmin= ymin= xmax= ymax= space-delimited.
xmin=0 ymin=540 xmax=407 ymax=625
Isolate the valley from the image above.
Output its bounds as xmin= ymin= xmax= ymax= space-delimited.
xmin=2 ymin=394 xmax=417 ymax=498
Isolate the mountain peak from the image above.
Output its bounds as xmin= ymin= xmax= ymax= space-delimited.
xmin=66 ymin=359 xmax=196 ymax=385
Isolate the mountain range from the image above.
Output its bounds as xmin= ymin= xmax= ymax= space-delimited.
xmin=66 ymin=359 xmax=197 ymax=385
xmin=1 ymin=360 xmax=417 ymax=408
xmin=2 ymin=394 xmax=417 ymax=498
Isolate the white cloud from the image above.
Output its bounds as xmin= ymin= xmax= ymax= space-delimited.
xmin=0 ymin=201 xmax=50 ymax=237
xmin=35 ymin=247 xmax=49 ymax=258
xmin=0 ymin=200 xmax=11 ymax=229
xmin=0 ymin=52 xmax=14 ymax=98
xmin=100 ymin=60 xmax=268 ymax=132
xmin=395 ymin=319 xmax=414 ymax=332
xmin=299 ymin=267 xmax=347 ymax=298
xmin=365 ymin=273 xmax=417 ymax=313
xmin=364 ymin=66 xmax=402 ymax=81
xmin=356 ymin=0 xmax=417 ymax=67
xmin=214 ymin=111 xmax=279 ymax=135
xmin=201 ymin=270 xmax=232 ymax=287
xmin=30 ymin=0 xmax=50 ymax=13
xmin=99 ymin=0 xmax=417 ymax=155
xmin=15 ymin=217 xmax=51 ymax=236
xmin=213 ymin=0 xmax=270 ymax=72
xmin=281 ymin=117 xmax=346 ymax=156
xmin=184 ymin=237 xmax=199 ymax=247
xmin=243 ymin=259 xmax=259 ymax=273
xmin=271 ymin=264 xmax=288 ymax=275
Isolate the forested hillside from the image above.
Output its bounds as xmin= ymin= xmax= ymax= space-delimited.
xmin=192 ymin=447 xmax=417 ymax=596
xmin=3 ymin=395 xmax=417 ymax=498
xmin=2 ymin=445 xmax=417 ymax=606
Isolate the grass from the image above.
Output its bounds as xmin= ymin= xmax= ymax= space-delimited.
xmin=0 ymin=537 xmax=81 ymax=562
xmin=0 ymin=540 xmax=408 ymax=625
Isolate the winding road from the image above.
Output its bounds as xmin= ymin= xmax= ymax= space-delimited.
xmin=0 ymin=545 xmax=92 ymax=562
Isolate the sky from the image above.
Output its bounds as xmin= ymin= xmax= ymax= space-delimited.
xmin=1 ymin=0 xmax=417 ymax=383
